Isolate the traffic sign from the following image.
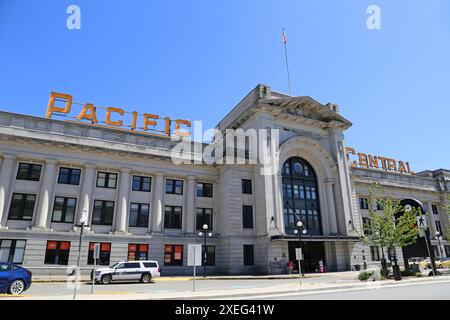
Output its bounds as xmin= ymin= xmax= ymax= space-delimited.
xmin=416 ymin=215 xmax=428 ymax=229
xmin=187 ymin=244 xmax=202 ymax=266
xmin=295 ymin=248 xmax=303 ymax=261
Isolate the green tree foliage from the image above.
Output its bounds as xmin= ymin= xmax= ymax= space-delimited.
xmin=362 ymin=183 xmax=419 ymax=254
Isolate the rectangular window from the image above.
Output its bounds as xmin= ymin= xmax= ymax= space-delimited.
xmin=57 ymin=167 xmax=81 ymax=185
xmin=127 ymin=244 xmax=149 ymax=261
xmin=362 ymin=217 xmax=371 ymax=235
xmin=359 ymin=198 xmax=369 ymax=210
xmin=242 ymin=179 xmax=252 ymax=194
xmin=8 ymin=193 xmax=36 ymax=221
xmin=92 ymin=200 xmax=115 ymax=225
xmin=242 ymin=205 xmax=254 ymax=229
xmin=196 ymin=208 xmax=213 ymax=231
xmin=435 ymin=221 xmax=443 ymax=235
xmin=370 ymin=246 xmax=380 ymax=261
xmin=0 ymin=239 xmax=26 ymax=264
xmin=165 ymin=179 xmax=183 ymax=195
xmin=44 ymin=241 xmax=71 ymax=265
xmin=164 ymin=205 xmax=182 ymax=229
xmin=197 ymin=182 xmax=213 ymax=197
xmin=376 ymin=202 xmax=384 ymax=211
xmin=432 ymin=205 xmax=439 ymax=215
xmin=132 ymin=175 xmax=152 ymax=192
xmin=164 ymin=244 xmax=183 ymax=266
xmin=16 ymin=163 xmax=42 ymax=181
xmin=52 ymin=196 xmax=77 ymax=223
xmin=96 ymin=172 xmax=118 ymax=189
xmin=243 ymin=245 xmax=254 ymax=266
xmin=87 ymin=242 xmax=111 ymax=265
xmin=129 ymin=203 xmax=150 ymax=227
xmin=202 ymin=245 xmax=215 ymax=266
xmin=445 ymin=246 xmax=450 ymax=257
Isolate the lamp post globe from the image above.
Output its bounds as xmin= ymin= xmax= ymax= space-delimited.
xmin=302 ymin=229 xmax=307 ymax=235
xmin=297 ymin=221 xmax=303 ymax=228
xmin=293 ymin=229 xmax=298 ymax=234
xmin=203 ymin=224 xmax=208 ymax=230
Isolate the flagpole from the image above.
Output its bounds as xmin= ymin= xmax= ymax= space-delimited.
xmin=282 ymin=28 xmax=292 ymax=96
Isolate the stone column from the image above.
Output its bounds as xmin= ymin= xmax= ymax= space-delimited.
xmin=33 ymin=159 xmax=58 ymax=229
xmin=77 ymin=164 xmax=96 ymax=226
xmin=426 ymin=201 xmax=437 ymax=238
xmin=184 ymin=176 xmax=196 ymax=234
xmin=151 ymin=172 xmax=164 ymax=234
xmin=275 ymin=173 xmax=285 ymax=234
xmin=325 ymin=179 xmax=338 ymax=235
xmin=115 ymin=168 xmax=131 ymax=233
xmin=0 ymin=154 xmax=16 ymax=227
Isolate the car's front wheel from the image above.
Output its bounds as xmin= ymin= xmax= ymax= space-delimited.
xmin=101 ymin=275 xmax=112 ymax=285
xmin=8 ymin=280 xmax=25 ymax=295
xmin=140 ymin=273 xmax=152 ymax=284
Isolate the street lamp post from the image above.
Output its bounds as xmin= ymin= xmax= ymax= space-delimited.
xmin=293 ymin=221 xmax=307 ymax=277
xmin=73 ymin=208 xmax=89 ymax=300
xmin=436 ymin=232 xmax=443 ymax=258
xmin=198 ymin=224 xmax=212 ymax=279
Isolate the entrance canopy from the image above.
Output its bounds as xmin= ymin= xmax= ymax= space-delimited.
xmin=271 ymin=235 xmax=360 ymax=242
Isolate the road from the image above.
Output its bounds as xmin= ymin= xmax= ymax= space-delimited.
xmin=238 ymin=281 xmax=450 ymax=300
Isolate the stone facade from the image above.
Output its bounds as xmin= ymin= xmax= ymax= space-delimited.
xmin=0 ymin=84 xmax=448 ymax=275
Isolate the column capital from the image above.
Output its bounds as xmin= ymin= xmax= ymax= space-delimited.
xmin=187 ymin=175 xmax=197 ymax=181
xmin=325 ymin=178 xmax=336 ymax=185
xmin=45 ymin=158 xmax=58 ymax=164
xmin=1 ymin=153 xmax=16 ymax=160
xmin=121 ymin=167 xmax=132 ymax=173
xmin=84 ymin=163 xmax=97 ymax=169
xmin=155 ymin=171 xmax=165 ymax=177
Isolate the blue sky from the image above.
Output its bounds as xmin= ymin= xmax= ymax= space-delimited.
xmin=0 ymin=0 xmax=449 ymax=172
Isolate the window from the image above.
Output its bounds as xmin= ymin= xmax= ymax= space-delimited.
xmin=164 ymin=206 xmax=182 ymax=229
xmin=124 ymin=262 xmax=141 ymax=269
xmin=8 ymin=193 xmax=36 ymax=221
xmin=166 ymin=179 xmax=183 ymax=195
xmin=128 ymin=244 xmax=148 ymax=261
xmin=359 ymin=198 xmax=369 ymax=210
xmin=52 ymin=197 xmax=77 ymax=223
xmin=0 ymin=239 xmax=26 ymax=264
xmin=445 ymin=246 xmax=450 ymax=257
xmin=282 ymin=157 xmax=322 ymax=236
xmin=92 ymin=200 xmax=115 ymax=225
xmin=57 ymin=167 xmax=81 ymax=185
xmin=242 ymin=205 xmax=253 ymax=229
xmin=370 ymin=246 xmax=380 ymax=261
xmin=242 ymin=179 xmax=252 ymax=194
xmin=44 ymin=241 xmax=71 ymax=265
xmin=16 ymin=163 xmax=42 ymax=181
xmin=96 ymin=172 xmax=118 ymax=189
xmin=143 ymin=262 xmax=158 ymax=268
xmin=202 ymin=245 xmax=215 ymax=266
xmin=87 ymin=242 xmax=111 ymax=265
xmin=129 ymin=203 xmax=150 ymax=227
xmin=435 ymin=221 xmax=443 ymax=235
xmin=197 ymin=182 xmax=213 ymax=197
xmin=196 ymin=208 xmax=213 ymax=230
xmin=362 ymin=217 xmax=371 ymax=235
xmin=432 ymin=205 xmax=439 ymax=215
xmin=164 ymin=244 xmax=183 ymax=266
xmin=243 ymin=245 xmax=254 ymax=266
xmin=376 ymin=202 xmax=384 ymax=211
xmin=132 ymin=176 xmax=151 ymax=192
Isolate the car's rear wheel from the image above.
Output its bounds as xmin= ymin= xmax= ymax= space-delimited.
xmin=101 ymin=275 xmax=112 ymax=285
xmin=141 ymin=273 xmax=152 ymax=284
xmin=8 ymin=280 xmax=25 ymax=295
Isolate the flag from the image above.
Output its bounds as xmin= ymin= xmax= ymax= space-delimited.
xmin=282 ymin=30 xmax=287 ymax=45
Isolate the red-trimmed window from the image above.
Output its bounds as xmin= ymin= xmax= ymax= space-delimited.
xmin=87 ymin=242 xmax=111 ymax=265
xmin=127 ymin=244 xmax=148 ymax=261
xmin=44 ymin=241 xmax=71 ymax=265
xmin=164 ymin=244 xmax=183 ymax=266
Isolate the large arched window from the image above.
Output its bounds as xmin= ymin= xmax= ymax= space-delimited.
xmin=282 ymin=157 xmax=322 ymax=235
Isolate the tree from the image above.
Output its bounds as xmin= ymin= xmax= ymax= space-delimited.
xmin=362 ymin=182 xmax=420 ymax=279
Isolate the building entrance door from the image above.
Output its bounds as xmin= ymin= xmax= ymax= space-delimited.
xmin=288 ymin=241 xmax=325 ymax=273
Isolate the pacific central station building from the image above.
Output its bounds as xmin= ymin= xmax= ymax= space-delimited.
xmin=0 ymin=84 xmax=448 ymax=275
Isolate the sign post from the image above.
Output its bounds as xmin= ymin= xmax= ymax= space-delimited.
xmin=73 ymin=208 xmax=88 ymax=300
xmin=91 ymin=243 xmax=100 ymax=294
xmin=187 ymin=244 xmax=202 ymax=292
xmin=295 ymin=248 xmax=303 ymax=286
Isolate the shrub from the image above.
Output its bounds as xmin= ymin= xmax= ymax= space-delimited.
xmin=358 ymin=271 xmax=375 ymax=281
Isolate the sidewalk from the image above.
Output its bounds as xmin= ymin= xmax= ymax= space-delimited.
xmin=7 ymin=274 xmax=450 ymax=300
xmin=30 ymin=271 xmax=355 ymax=283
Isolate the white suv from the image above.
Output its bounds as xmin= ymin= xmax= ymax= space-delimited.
xmin=92 ymin=260 xmax=161 ymax=284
